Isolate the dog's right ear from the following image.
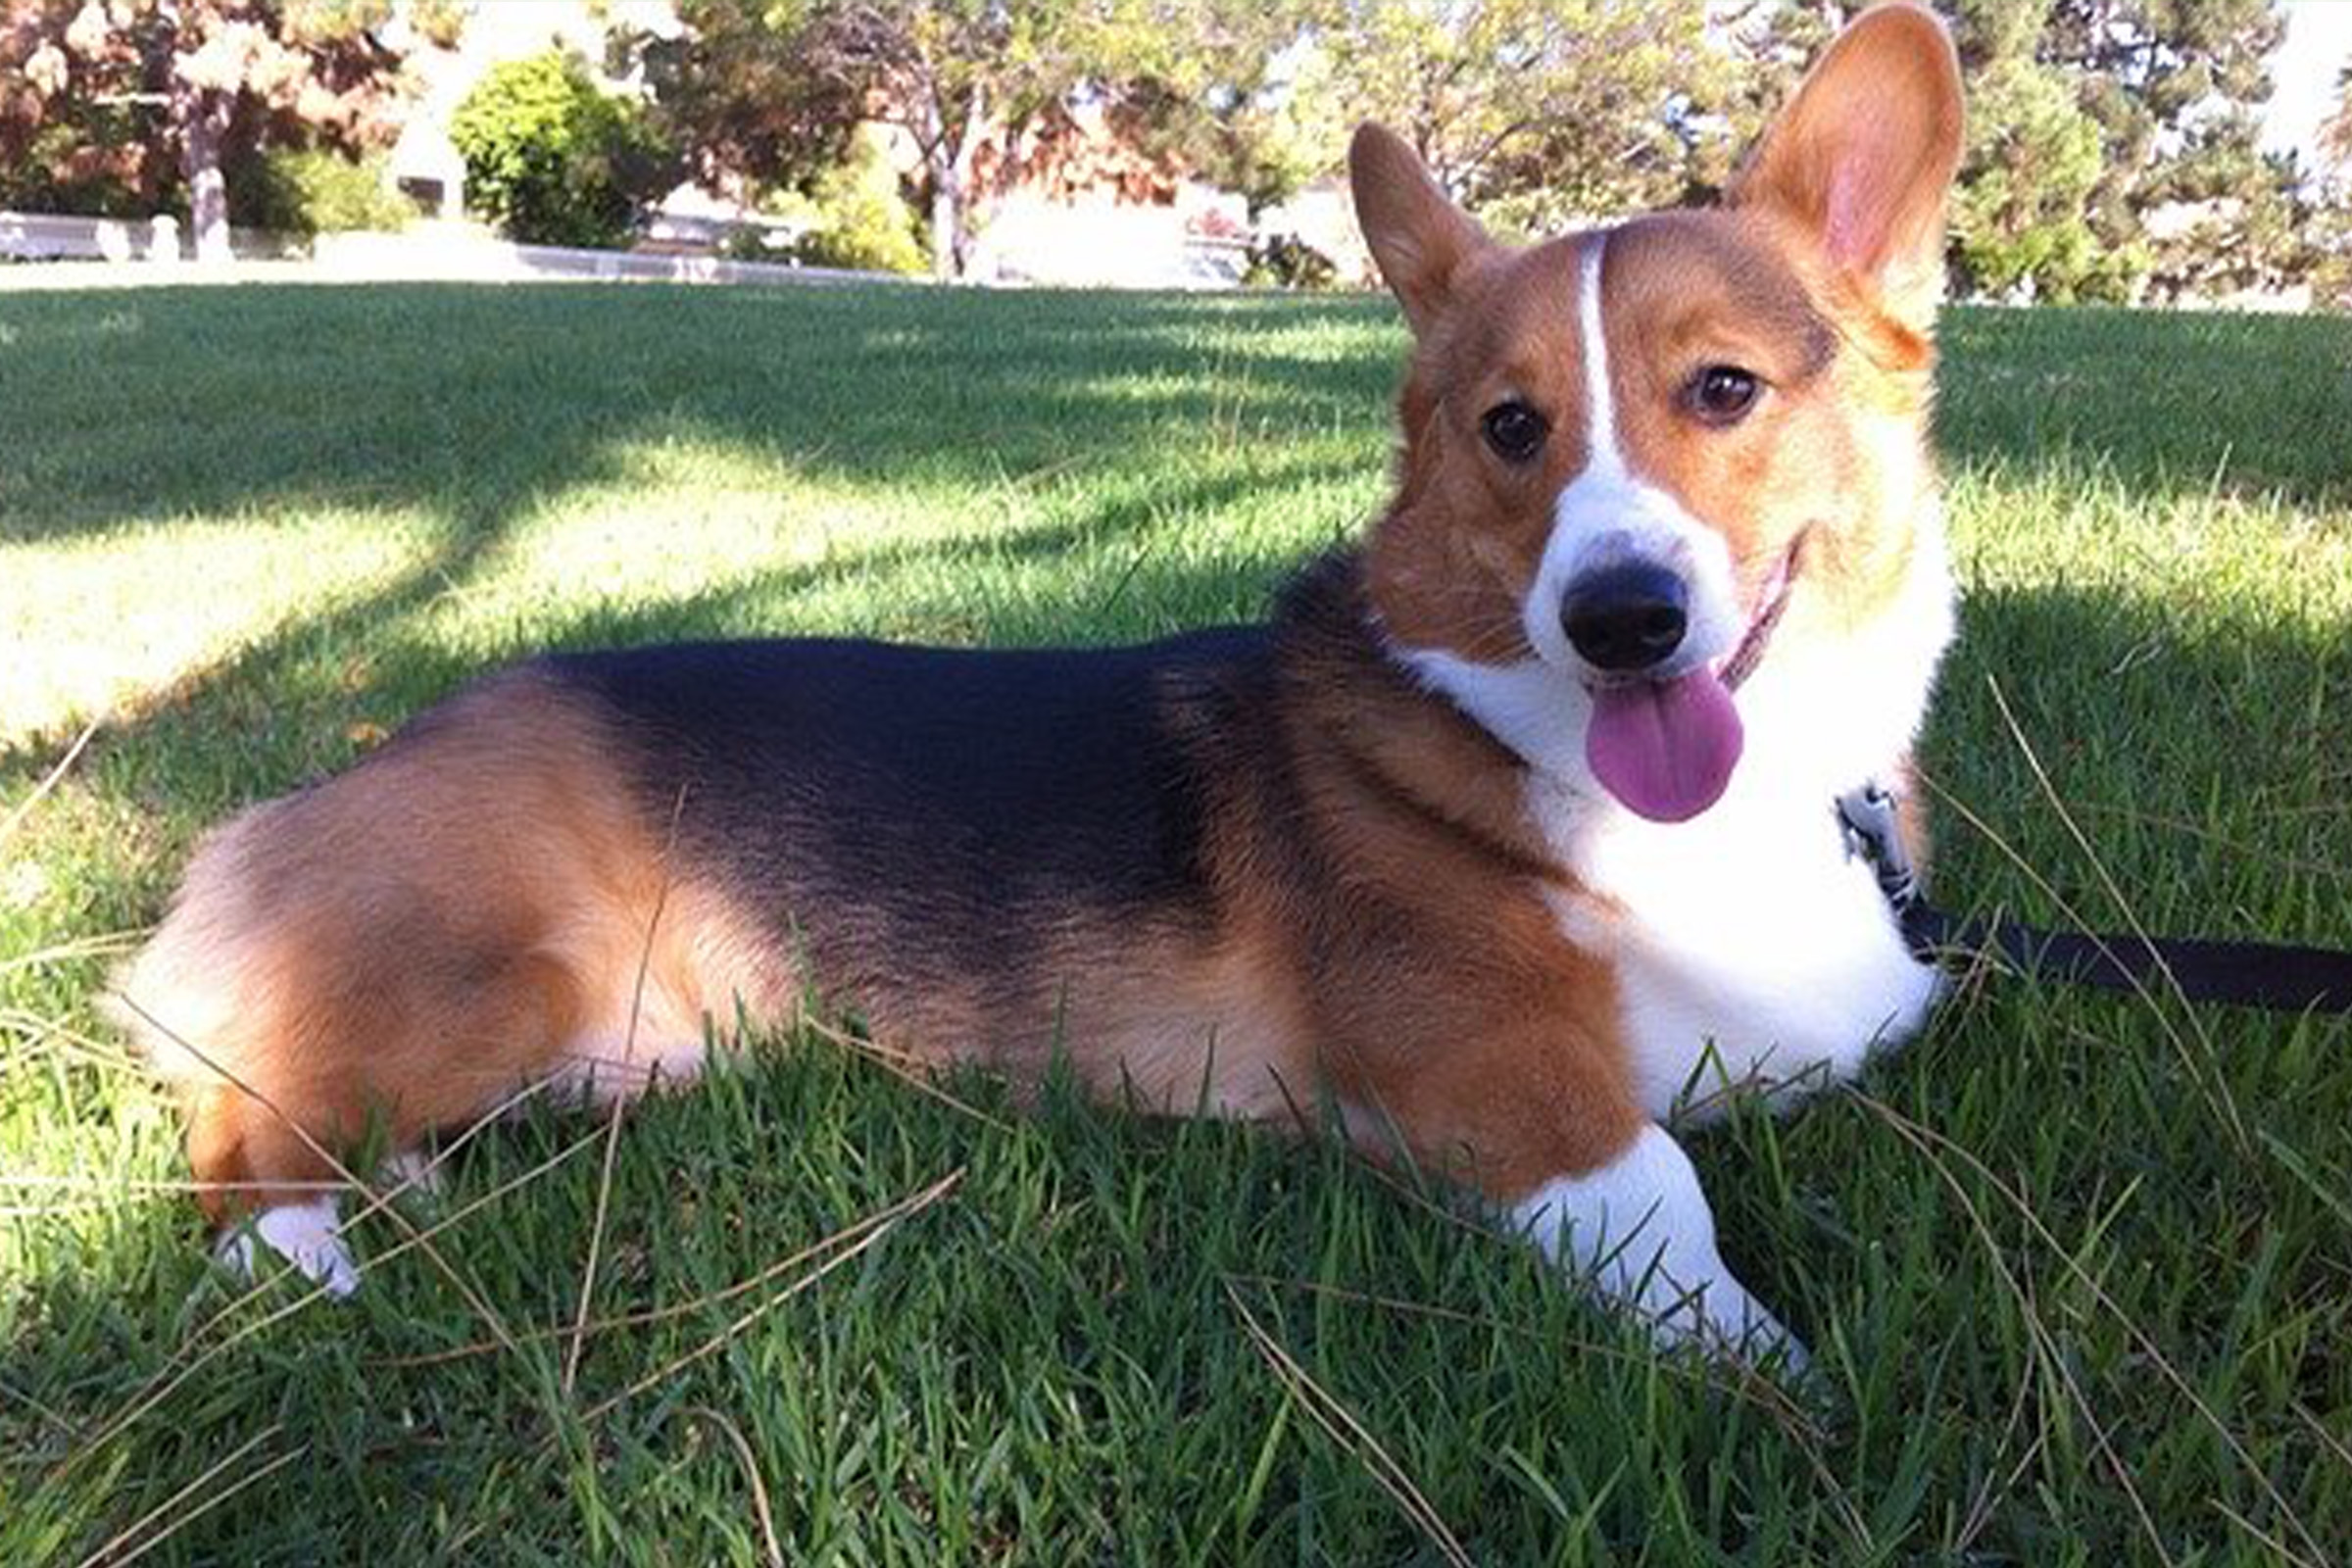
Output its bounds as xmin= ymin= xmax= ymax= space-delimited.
xmin=1349 ymin=123 xmax=1492 ymax=334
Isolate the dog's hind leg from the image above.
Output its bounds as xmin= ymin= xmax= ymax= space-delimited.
xmin=165 ymin=944 xmax=590 ymax=1295
xmin=112 ymin=670 xmax=785 ymax=1294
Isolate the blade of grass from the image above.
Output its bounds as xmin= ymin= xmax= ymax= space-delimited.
xmin=1224 ymin=1278 xmax=1474 ymax=1568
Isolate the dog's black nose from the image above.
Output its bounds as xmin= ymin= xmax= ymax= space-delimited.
xmin=1562 ymin=564 xmax=1689 ymax=671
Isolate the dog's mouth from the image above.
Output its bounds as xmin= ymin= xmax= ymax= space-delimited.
xmin=1715 ymin=527 xmax=1808 ymax=693
xmin=1582 ymin=530 xmax=1808 ymax=824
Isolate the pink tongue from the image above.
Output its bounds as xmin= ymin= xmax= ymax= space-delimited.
xmin=1585 ymin=670 xmax=1745 ymax=823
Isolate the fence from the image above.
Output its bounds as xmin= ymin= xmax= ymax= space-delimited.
xmin=0 ymin=210 xmax=307 ymax=265
xmin=0 ymin=212 xmax=900 ymax=288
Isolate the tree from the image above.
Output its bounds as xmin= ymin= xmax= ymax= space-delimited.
xmin=1286 ymin=0 xmax=1722 ymax=236
xmin=2041 ymin=0 xmax=2291 ymax=300
xmin=829 ymin=1 xmax=1188 ymax=279
xmin=2132 ymin=107 xmax=2312 ymax=304
xmin=1 ymin=0 xmax=455 ymax=260
xmin=1737 ymin=0 xmax=2291 ymax=303
xmin=448 ymin=52 xmax=673 ymax=249
xmin=2313 ymin=68 xmax=2352 ymax=313
xmin=1695 ymin=0 xmax=1838 ymax=194
xmin=630 ymin=0 xmax=1721 ymax=274
xmin=1728 ymin=1 xmax=2132 ymax=300
xmin=1079 ymin=0 xmax=1333 ymax=219
xmin=2324 ymin=64 xmax=2352 ymax=176
xmin=611 ymin=0 xmax=865 ymax=202
xmin=627 ymin=1 xmax=1119 ymax=280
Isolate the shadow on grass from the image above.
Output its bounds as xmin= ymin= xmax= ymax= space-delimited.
xmin=1 ymin=281 xmax=1393 ymax=785
xmin=1922 ymin=574 xmax=2349 ymax=951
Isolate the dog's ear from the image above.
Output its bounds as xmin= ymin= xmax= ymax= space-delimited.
xmin=1729 ymin=1 xmax=1964 ymax=325
xmin=1349 ymin=123 xmax=1493 ymax=334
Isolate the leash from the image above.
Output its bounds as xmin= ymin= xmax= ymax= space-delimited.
xmin=1837 ymin=785 xmax=2352 ymax=1015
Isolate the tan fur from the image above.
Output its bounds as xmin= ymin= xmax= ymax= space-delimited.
xmin=1365 ymin=238 xmax=1589 ymax=661
xmin=1727 ymin=0 xmax=1965 ymax=329
xmin=1600 ymin=210 xmax=1940 ymax=643
xmin=1214 ymin=600 xmax=1641 ymax=1200
xmin=111 ymin=672 xmax=792 ymax=1218
xmin=855 ymin=917 xmax=1308 ymax=1122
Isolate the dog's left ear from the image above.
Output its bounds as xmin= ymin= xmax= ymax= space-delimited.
xmin=1729 ymin=1 xmax=1964 ymax=326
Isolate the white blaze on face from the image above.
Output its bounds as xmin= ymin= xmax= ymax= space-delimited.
xmin=1523 ymin=234 xmax=1741 ymax=677
xmin=1510 ymin=235 xmax=1749 ymax=823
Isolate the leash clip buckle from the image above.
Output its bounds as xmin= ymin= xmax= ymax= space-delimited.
xmin=1837 ymin=782 xmax=1921 ymax=915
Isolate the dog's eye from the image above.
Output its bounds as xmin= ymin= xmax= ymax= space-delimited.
xmin=1481 ymin=401 xmax=1548 ymax=463
xmin=1688 ymin=365 xmax=1762 ymax=424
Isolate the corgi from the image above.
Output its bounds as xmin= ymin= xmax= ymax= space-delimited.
xmin=112 ymin=4 xmax=1964 ymax=1361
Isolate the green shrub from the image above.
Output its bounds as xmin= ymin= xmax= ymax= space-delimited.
xmin=1243 ymin=231 xmax=1338 ymax=290
xmin=737 ymin=128 xmax=927 ymax=275
xmin=237 ymin=147 xmax=413 ymax=238
xmin=794 ymin=130 xmax=927 ymax=274
xmin=448 ymin=53 xmax=673 ymax=249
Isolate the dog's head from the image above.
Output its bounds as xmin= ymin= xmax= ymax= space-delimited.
xmin=1353 ymin=2 xmax=1964 ymax=823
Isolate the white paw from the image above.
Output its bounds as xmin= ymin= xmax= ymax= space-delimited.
xmin=1654 ymin=1280 xmax=1811 ymax=1375
xmin=1514 ymin=1124 xmax=1809 ymax=1374
xmin=218 ymin=1200 xmax=361 ymax=1298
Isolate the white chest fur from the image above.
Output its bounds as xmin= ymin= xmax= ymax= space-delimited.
xmin=1550 ymin=772 xmax=1940 ymax=1119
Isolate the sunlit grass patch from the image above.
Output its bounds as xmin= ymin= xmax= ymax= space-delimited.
xmin=1 ymin=508 xmax=435 ymax=749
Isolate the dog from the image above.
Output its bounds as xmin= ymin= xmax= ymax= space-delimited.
xmin=112 ymin=3 xmax=1964 ymax=1362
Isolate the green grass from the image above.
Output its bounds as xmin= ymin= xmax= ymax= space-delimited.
xmin=1 ymin=281 xmax=2348 ymax=1566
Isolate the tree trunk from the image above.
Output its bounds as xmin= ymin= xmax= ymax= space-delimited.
xmin=923 ymin=80 xmax=990 ymax=281
xmin=179 ymin=87 xmax=234 ymax=263
xmin=929 ymin=157 xmax=958 ymax=280
xmin=950 ymin=80 xmax=989 ymax=277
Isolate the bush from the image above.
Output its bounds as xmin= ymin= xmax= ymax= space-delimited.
xmin=237 ymin=147 xmax=413 ymax=239
xmin=795 ymin=152 xmax=927 ymax=273
xmin=732 ymin=128 xmax=928 ymax=275
xmin=448 ymin=53 xmax=672 ymax=249
xmin=1244 ymin=232 xmax=1338 ymax=291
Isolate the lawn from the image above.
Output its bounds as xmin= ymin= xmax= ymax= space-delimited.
xmin=1 ymin=280 xmax=2348 ymax=1566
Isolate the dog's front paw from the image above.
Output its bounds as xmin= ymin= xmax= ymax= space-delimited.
xmin=1722 ymin=1305 xmax=1812 ymax=1382
xmin=217 ymin=1200 xmax=360 ymax=1298
xmin=1649 ymin=1275 xmax=1811 ymax=1380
